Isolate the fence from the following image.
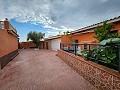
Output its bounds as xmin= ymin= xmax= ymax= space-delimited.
xmin=60 ymin=43 xmax=120 ymax=72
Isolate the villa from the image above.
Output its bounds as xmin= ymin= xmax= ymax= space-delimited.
xmin=61 ymin=16 xmax=120 ymax=50
xmin=44 ymin=16 xmax=120 ymax=52
xmin=1 ymin=16 xmax=120 ymax=90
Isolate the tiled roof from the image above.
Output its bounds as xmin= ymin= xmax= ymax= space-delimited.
xmin=72 ymin=16 xmax=120 ymax=34
xmin=45 ymin=35 xmax=61 ymax=41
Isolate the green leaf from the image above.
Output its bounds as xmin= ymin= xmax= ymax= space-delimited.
xmin=100 ymin=38 xmax=120 ymax=45
xmin=27 ymin=31 xmax=45 ymax=47
xmin=107 ymin=53 xmax=116 ymax=60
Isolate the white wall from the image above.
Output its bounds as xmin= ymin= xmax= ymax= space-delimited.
xmin=51 ymin=38 xmax=61 ymax=51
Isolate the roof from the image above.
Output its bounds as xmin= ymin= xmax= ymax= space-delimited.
xmin=45 ymin=16 xmax=120 ymax=39
xmin=45 ymin=35 xmax=61 ymax=41
xmin=71 ymin=16 xmax=120 ymax=34
xmin=7 ymin=30 xmax=19 ymax=37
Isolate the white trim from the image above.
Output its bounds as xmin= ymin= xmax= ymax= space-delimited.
xmin=45 ymin=36 xmax=61 ymax=40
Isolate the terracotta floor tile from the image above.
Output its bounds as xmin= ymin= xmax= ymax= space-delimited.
xmin=0 ymin=49 xmax=98 ymax=90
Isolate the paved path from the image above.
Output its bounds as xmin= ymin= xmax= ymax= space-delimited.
xmin=0 ymin=49 xmax=97 ymax=90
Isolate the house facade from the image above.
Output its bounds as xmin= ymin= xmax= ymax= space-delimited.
xmin=44 ymin=36 xmax=61 ymax=51
xmin=0 ymin=18 xmax=19 ymax=69
xmin=61 ymin=16 xmax=120 ymax=51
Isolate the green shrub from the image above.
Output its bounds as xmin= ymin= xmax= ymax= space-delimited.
xmin=81 ymin=49 xmax=89 ymax=60
xmin=81 ymin=40 xmax=119 ymax=70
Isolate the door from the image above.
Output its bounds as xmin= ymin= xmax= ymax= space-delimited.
xmin=51 ymin=38 xmax=61 ymax=51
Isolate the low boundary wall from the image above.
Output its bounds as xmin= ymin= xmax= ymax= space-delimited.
xmin=0 ymin=49 xmax=19 ymax=69
xmin=57 ymin=50 xmax=120 ymax=90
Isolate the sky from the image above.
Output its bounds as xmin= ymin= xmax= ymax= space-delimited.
xmin=0 ymin=0 xmax=120 ymax=42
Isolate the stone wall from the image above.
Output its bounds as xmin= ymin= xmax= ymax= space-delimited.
xmin=57 ymin=50 xmax=120 ymax=90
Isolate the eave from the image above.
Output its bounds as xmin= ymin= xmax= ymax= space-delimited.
xmin=7 ymin=29 xmax=19 ymax=37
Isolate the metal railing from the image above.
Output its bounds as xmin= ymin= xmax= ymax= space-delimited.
xmin=60 ymin=43 xmax=120 ymax=72
xmin=60 ymin=43 xmax=99 ymax=55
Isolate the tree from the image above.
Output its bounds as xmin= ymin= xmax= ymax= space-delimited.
xmin=27 ymin=31 xmax=45 ymax=48
xmin=63 ymin=31 xmax=70 ymax=35
xmin=94 ymin=21 xmax=119 ymax=42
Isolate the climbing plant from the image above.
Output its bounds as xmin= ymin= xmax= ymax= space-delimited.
xmin=82 ymin=21 xmax=120 ymax=70
xmin=94 ymin=21 xmax=119 ymax=42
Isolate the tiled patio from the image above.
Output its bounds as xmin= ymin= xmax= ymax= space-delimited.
xmin=0 ymin=49 xmax=97 ymax=90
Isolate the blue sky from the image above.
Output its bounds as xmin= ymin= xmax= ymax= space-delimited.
xmin=9 ymin=19 xmax=59 ymax=42
xmin=1 ymin=0 xmax=120 ymax=42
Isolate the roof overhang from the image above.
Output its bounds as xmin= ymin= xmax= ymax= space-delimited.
xmin=45 ymin=36 xmax=61 ymax=41
xmin=7 ymin=30 xmax=19 ymax=37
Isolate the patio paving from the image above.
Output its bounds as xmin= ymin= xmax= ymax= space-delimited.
xmin=0 ymin=49 xmax=98 ymax=90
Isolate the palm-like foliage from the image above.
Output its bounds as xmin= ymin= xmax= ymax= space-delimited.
xmin=27 ymin=31 xmax=45 ymax=48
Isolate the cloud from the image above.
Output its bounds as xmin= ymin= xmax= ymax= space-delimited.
xmin=45 ymin=30 xmax=59 ymax=37
xmin=0 ymin=0 xmax=120 ymax=32
xmin=100 ymin=0 xmax=109 ymax=3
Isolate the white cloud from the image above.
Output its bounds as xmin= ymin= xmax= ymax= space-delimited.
xmin=0 ymin=0 xmax=120 ymax=33
xmin=100 ymin=0 xmax=109 ymax=3
xmin=44 ymin=25 xmax=74 ymax=31
xmin=45 ymin=31 xmax=59 ymax=37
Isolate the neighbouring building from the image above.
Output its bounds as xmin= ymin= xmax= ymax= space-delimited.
xmin=61 ymin=16 xmax=120 ymax=51
xmin=44 ymin=36 xmax=61 ymax=51
xmin=0 ymin=18 xmax=19 ymax=69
